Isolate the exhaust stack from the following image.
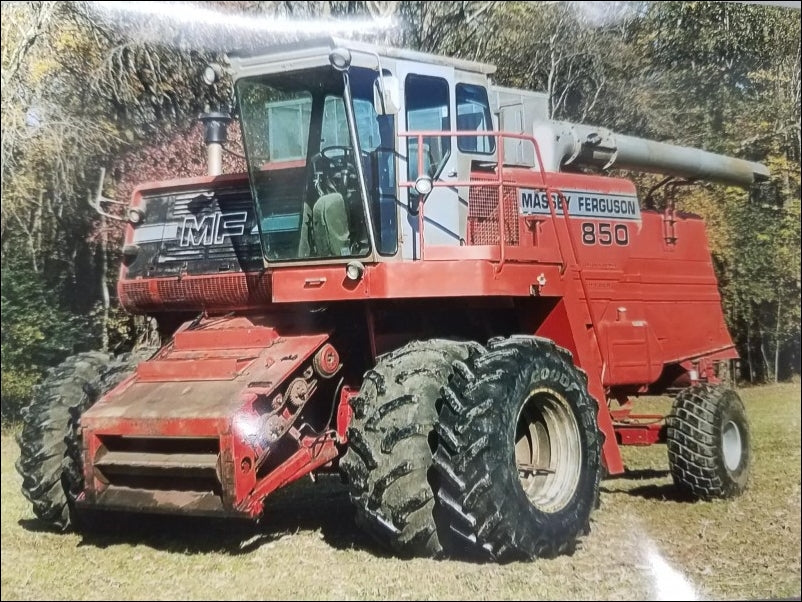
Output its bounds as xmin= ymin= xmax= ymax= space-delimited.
xmin=534 ymin=121 xmax=770 ymax=187
xmin=199 ymin=112 xmax=231 ymax=176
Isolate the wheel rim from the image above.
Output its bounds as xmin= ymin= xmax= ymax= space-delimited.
xmin=722 ymin=420 xmax=743 ymax=472
xmin=515 ymin=388 xmax=582 ymax=513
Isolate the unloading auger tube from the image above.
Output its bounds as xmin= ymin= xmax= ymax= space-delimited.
xmin=534 ymin=120 xmax=770 ymax=187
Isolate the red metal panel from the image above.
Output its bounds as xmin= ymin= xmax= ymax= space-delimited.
xmin=615 ymin=419 xmax=665 ymax=446
xmin=173 ymin=325 xmax=278 ymax=350
xmin=534 ymin=296 xmax=624 ymax=475
xmin=600 ymin=320 xmax=664 ymax=386
xmin=270 ymin=265 xmax=368 ymax=302
xmin=270 ymin=261 xmax=566 ymax=303
xmin=336 ymin=386 xmax=358 ymax=441
xmin=80 ymin=314 xmax=332 ymax=516
xmin=136 ymin=357 xmax=257 ymax=382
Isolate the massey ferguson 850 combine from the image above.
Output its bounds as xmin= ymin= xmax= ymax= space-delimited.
xmin=18 ymin=38 xmax=768 ymax=561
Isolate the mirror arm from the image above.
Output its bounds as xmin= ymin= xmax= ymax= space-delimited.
xmin=350 ymin=48 xmax=388 ymax=115
xmin=88 ymin=167 xmax=127 ymax=221
xmin=370 ymin=51 xmax=388 ymax=115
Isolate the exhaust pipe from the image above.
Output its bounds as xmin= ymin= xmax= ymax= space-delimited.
xmin=199 ymin=112 xmax=231 ymax=176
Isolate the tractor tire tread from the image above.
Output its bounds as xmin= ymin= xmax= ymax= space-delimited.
xmin=340 ymin=339 xmax=480 ymax=557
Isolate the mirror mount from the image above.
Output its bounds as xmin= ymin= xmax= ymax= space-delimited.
xmin=342 ymin=47 xmax=399 ymax=116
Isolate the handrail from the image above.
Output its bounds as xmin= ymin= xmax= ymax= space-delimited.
xmin=397 ymin=130 xmax=555 ymax=269
xmin=398 ymin=129 xmax=607 ymax=377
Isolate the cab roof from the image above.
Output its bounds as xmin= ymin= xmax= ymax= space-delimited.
xmin=227 ymin=36 xmax=496 ymax=80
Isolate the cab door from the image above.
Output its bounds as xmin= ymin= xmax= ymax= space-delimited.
xmin=395 ymin=60 xmax=461 ymax=259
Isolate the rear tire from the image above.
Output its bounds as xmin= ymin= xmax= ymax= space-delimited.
xmin=340 ymin=339 xmax=480 ymax=557
xmin=15 ymin=351 xmax=147 ymax=531
xmin=434 ymin=335 xmax=602 ymax=561
xmin=666 ymin=383 xmax=750 ymax=499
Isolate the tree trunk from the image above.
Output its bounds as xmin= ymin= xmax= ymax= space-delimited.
xmin=95 ymin=170 xmax=110 ymax=353
xmin=759 ymin=327 xmax=771 ymax=383
xmin=746 ymin=317 xmax=754 ymax=383
xmin=774 ymin=292 xmax=782 ymax=383
xmin=547 ymin=35 xmax=557 ymax=119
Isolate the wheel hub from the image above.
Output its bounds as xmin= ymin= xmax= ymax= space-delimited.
xmin=721 ymin=420 xmax=743 ymax=472
xmin=515 ymin=388 xmax=582 ymax=513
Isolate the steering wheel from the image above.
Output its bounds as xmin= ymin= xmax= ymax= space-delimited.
xmin=312 ymin=145 xmax=370 ymax=196
xmin=318 ymin=145 xmax=371 ymax=167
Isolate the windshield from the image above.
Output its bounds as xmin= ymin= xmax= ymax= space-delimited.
xmin=237 ymin=66 xmax=395 ymax=261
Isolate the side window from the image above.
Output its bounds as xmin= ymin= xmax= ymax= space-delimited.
xmin=321 ymin=97 xmax=382 ymax=151
xmin=265 ymin=96 xmax=312 ymax=161
xmin=321 ymin=96 xmax=349 ymax=149
xmin=405 ymin=74 xmax=451 ymax=181
xmin=456 ymin=83 xmax=495 ymax=154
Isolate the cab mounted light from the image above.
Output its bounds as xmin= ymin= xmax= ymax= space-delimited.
xmin=127 ymin=207 xmax=146 ymax=225
xmin=345 ymin=260 xmax=365 ymax=281
xmin=328 ymin=48 xmax=352 ymax=72
xmin=202 ymin=63 xmax=223 ymax=86
xmin=414 ymin=175 xmax=433 ymax=196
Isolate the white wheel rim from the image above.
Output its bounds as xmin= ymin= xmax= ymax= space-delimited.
xmin=515 ymin=388 xmax=582 ymax=513
xmin=722 ymin=420 xmax=742 ymax=472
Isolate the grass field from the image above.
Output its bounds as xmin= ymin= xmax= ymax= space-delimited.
xmin=2 ymin=384 xmax=799 ymax=600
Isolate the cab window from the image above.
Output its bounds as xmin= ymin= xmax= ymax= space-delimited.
xmin=456 ymin=83 xmax=495 ymax=154
xmin=405 ymin=74 xmax=451 ymax=181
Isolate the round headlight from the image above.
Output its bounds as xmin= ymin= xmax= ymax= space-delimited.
xmin=345 ymin=260 xmax=365 ymax=281
xmin=128 ymin=208 xmax=145 ymax=225
xmin=202 ymin=64 xmax=221 ymax=86
xmin=328 ymin=48 xmax=352 ymax=72
xmin=414 ymin=175 xmax=434 ymax=196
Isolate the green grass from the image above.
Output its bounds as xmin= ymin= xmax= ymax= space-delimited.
xmin=2 ymin=384 xmax=800 ymax=600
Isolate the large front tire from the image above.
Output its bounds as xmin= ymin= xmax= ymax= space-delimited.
xmin=434 ymin=335 xmax=602 ymax=561
xmin=340 ymin=340 xmax=479 ymax=557
xmin=15 ymin=351 xmax=144 ymax=531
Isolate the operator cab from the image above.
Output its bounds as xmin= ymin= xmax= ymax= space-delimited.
xmin=229 ymin=37 xmax=513 ymax=263
xmin=237 ymin=65 xmax=382 ymax=261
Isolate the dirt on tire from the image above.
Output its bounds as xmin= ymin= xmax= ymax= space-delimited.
xmin=339 ymin=339 xmax=480 ymax=557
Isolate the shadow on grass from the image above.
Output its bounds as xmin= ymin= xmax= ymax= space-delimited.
xmin=608 ymin=468 xmax=670 ymax=480
xmin=601 ymin=467 xmax=697 ymax=503
xmin=18 ymin=474 xmax=387 ymax=557
xmin=616 ymin=483 xmax=697 ymax=503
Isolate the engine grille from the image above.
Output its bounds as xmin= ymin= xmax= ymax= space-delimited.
xmin=467 ymin=185 xmax=520 ymax=246
xmin=120 ymin=273 xmax=271 ymax=312
xmin=124 ymin=184 xmax=262 ymax=280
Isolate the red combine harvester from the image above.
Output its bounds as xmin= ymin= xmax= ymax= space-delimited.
xmin=17 ymin=38 xmax=768 ymax=561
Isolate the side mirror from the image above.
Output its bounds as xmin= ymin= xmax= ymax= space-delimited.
xmin=374 ymin=75 xmax=400 ymax=116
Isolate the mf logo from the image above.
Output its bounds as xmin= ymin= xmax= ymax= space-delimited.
xmin=179 ymin=211 xmax=247 ymax=247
